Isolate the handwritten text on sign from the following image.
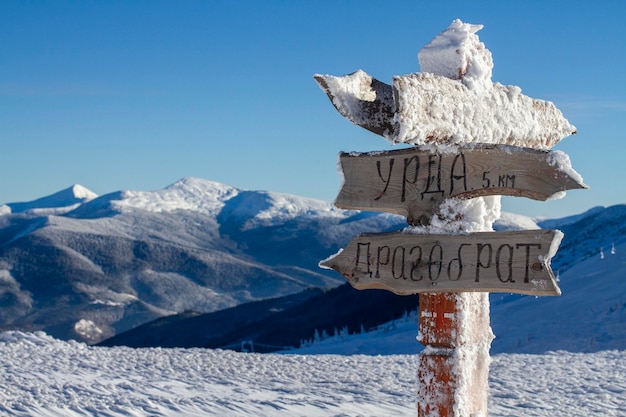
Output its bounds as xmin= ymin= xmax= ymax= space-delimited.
xmin=320 ymin=230 xmax=563 ymax=296
xmin=335 ymin=145 xmax=586 ymax=225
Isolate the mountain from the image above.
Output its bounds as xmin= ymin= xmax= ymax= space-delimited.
xmin=99 ymin=204 xmax=626 ymax=354
xmin=0 ymin=178 xmax=405 ymax=343
xmin=0 ymin=184 xmax=98 ymax=215
xmin=538 ymin=204 xmax=626 ymax=272
xmin=2 ymin=179 xmax=625 ymax=352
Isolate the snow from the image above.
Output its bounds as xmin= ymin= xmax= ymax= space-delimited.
xmin=95 ymin=177 xmax=345 ymax=230
xmin=417 ymin=19 xmax=493 ymax=91
xmin=394 ymin=19 xmax=577 ymax=149
xmin=495 ymin=211 xmax=541 ymax=231
xmin=320 ymin=69 xmax=377 ymax=113
xmin=540 ymin=229 xmax=564 ymax=265
xmin=240 ymin=192 xmax=343 ymax=231
xmin=429 ymin=196 xmax=501 ymax=234
xmin=73 ymin=319 xmax=104 ymax=343
xmin=0 ymin=330 xmax=624 ymax=417
xmin=547 ymin=149 xmax=585 ymax=186
xmin=314 ymin=20 xmax=576 ymax=150
xmin=392 ymin=72 xmax=576 ymax=149
xmin=71 ymin=184 xmax=99 ymax=201
xmin=1 ymin=184 xmax=98 ymax=216
xmin=314 ymin=70 xmax=396 ymax=138
xmin=113 ymin=177 xmax=239 ymax=214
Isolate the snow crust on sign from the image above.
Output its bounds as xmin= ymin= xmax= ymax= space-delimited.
xmin=547 ymin=150 xmax=585 ymax=186
xmin=433 ymin=196 xmax=500 ymax=234
xmin=402 ymin=195 xmax=502 ymax=235
xmin=393 ymin=19 xmax=576 ymax=149
xmin=317 ymin=69 xmax=376 ymax=117
xmin=418 ymin=20 xmax=492 ymax=91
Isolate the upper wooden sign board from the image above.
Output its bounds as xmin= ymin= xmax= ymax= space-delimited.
xmin=320 ymin=229 xmax=563 ymax=296
xmin=335 ymin=145 xmax=586 ymax=225
xmin=314 ymin=70 xmax=576 ymax=150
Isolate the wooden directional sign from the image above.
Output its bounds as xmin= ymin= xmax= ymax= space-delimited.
xmin=314 ymin=70 xmax=395 ymax=138
xmin=392 ymin=73 xmax=576 ymax=148
xmin=335 ymin=145 xmax=586 ymax=225
xmin=314 ymin=70 xmax=576 ymax=149
xmin=320 ymin=229 xmax=563 ymax=296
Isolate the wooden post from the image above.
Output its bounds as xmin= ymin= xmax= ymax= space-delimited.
xmin=417 ymin=292 xmax=492 ymax=416
xmin=418 ymin=292 xmax=456 ymax=416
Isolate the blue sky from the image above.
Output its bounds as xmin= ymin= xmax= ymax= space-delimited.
xmin=1 ymin=0 xmax=624 ymax=219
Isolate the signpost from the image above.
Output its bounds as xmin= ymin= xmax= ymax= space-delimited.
xmin=314 ymin=70 xmax=576 ymax=148
xmin=315 ymin=19 xmax=585 ymax=417
xmin=335 ymin=146 xmax=585 ymax=224
xmin=320 ymin=229 xmax=563 ymax=296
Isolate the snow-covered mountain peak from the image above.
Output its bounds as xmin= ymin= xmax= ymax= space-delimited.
xmin=70 ymin=184 xmax=98 ymax=200
xmin=1 ymin=184 xmax=98 ymax=215
xmin=110 ymin=177 xmax=342 ymax=224
xmin=112 ymin=177 xmax=240 ymax=215
xmin=165 ymin=177 xmax=239 ymax=197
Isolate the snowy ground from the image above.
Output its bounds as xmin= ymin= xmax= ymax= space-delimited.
xmin=1 ymin=331 xmax=624 ymax=417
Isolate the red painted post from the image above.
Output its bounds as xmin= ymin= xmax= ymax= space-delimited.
xmin=417 ymin=292 xmax=492 ymax=416
xmin=417 ymin=293 xmax=457 ymax=416
xmin=418 ymin=293 xmax=458 ymax=348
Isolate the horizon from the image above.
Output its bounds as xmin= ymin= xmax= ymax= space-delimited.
xmin=1 ymin=175 xmax=618 ymax=223
xmin=2 ymin=1 xmax=625 ymax=218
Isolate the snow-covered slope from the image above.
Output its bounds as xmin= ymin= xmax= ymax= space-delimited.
xmin=0 ymin=178 xmax=405 ymax=343
xmin=490 ymin=238 xmax=626 ymax=353
xmin=0 ymin=330 xmax=624 ymax=416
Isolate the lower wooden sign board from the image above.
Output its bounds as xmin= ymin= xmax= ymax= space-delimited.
xmin=320 ymin=229 xmax=563 ymax=296
xmin=335 ymin=145 xmax=586 ymax=225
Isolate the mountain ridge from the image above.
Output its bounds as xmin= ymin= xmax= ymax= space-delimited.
xmin=1 ymin=178 xmax=623 ymax=351
xmin=0 ymin=177 xmax=405 ymax=343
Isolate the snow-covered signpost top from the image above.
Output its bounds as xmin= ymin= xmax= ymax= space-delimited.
xmin=316 ymin=19 xmax=585 ymax=416
xmin=315 ymin=19 xmax=576 ymax=149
